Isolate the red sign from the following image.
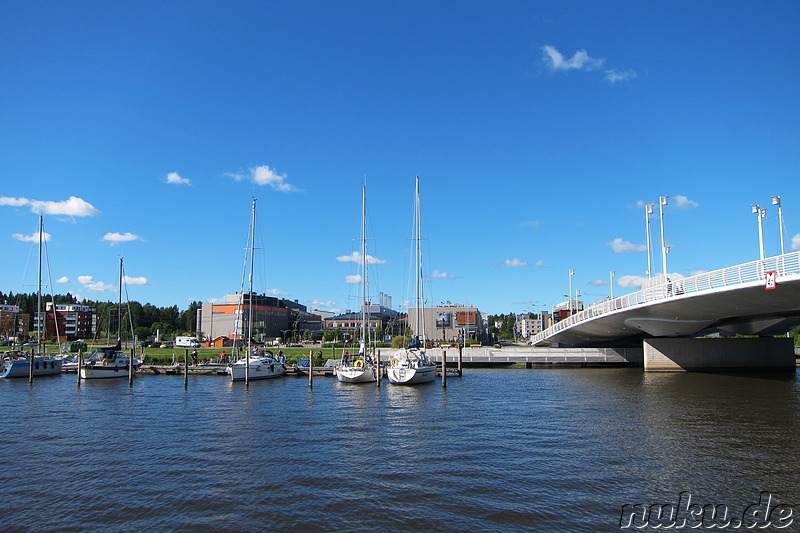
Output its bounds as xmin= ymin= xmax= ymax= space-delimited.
xmin=765 ymin=271 xmax=777 ymax=290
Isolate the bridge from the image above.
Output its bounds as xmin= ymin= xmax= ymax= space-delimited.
xmin=530 ymin=251 xmax=800 ymax=371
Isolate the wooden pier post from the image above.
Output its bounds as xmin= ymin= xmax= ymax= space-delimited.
xmin=28 ymin=349 xmax=33 ymax=384
xmin=457 ymin=343 xmax=463 ymax=376
xmin=129 ymin=347 xmax=135 ymax=386
xmin=184 ymin=349 xmax=188 ymax=388
xmin=441 ymin=349 xmax=447 ymax=388
xmin=77 ymin=350 xmax=82 ymax=387
xmin=308 ymin=350 xmax=314 ymax=387
xmin=376 ymin=349 xmax=381 ymax=387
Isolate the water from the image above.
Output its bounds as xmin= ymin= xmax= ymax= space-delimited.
xmin=1 ymin=368 xmax=798 ymax=532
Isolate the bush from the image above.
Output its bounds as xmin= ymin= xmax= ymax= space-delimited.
xmin=390 ymin=335 xmax=407 ymax=348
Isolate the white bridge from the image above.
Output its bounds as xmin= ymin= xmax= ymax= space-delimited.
xmin=532 ymin=251 xmax=800 ymax=350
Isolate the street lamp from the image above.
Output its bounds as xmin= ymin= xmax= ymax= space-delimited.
xmin=771 ymin=196 xmax=785 ymax=255
xmin=568 ymin=269 xmax=575 ymax=314
xmin=659 ymin=196 xmax=669 ymax=277
xmin=609 ymin=270 xmax=615 ymax=299
xmin=645 ymin=204 xmax=655 ymax=278
xmin=752 ymin=204 xmax=767 ymax=260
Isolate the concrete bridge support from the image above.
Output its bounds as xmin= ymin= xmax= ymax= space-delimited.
xmin=643 ymin=337 xmax=796 ymax=372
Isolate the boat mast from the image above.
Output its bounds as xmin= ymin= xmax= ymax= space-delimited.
xmin=360 ymin=182 xmax=368 ymax=354
xmin=118 ymin=257 xmax=123 ymax=344
xmin=246 ymin=197 xmax=256 ymax=384
xmin=30 ymin=215 xmax=43 ymax=383
xmin=415 ymin=176 xmax=425 ymax=344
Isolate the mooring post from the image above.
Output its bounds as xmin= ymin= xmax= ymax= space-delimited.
xmin=441 ymin=349 xmax=447 ymax=388
xmin=28 ymin=348 xmax=34 ymax=384
xmin=457 ymin=343 xmax=463 ymax=376
xmin=308 ymin=350 xmax=314 ymax=387
xmin=129 ymin=347 xmax=135 ymax=386
xmin=77 ymin=350 xmax=82 ymax=387
xmin=184 ymin=349 xmax=188 ymax=388
xmin=376 ymin=349 xmax=381 ymax=387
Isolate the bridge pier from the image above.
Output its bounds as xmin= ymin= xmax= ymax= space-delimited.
xmin=643 ymin=337 xmax=796 ymax=372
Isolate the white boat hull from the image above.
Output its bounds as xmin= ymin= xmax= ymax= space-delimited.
xmin=336 ymin=364 xmax=378 ymax=383
xmin=2 ymin=357 xmax=63 ymax=379
xmin=387 ymin=364 xmax=437 ymax=385
xmin=80 ymin=363 xmax=136 ymax=380
xmin=229 ymin=360 xmax=284 ymax=382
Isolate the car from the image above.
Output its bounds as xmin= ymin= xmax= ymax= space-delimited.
xmin=22 ymin=341 xmax=39 ymax=347
xmin=160 ymin=342 xmax=173 ymax=349
xmin=139 ymin=340 xmax=154 ymax=348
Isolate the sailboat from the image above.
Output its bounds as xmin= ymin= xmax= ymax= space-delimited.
xmin=79 ymin=258 xmax=140 ymax=380
xmin=387 ymin=176 xmax=437 ymax=385
xmin=229 ymin=198 xmax=284 ymax=382
xmin=336 ymin=183 xmax=378 ymax=383
xmin=2 ymin=215 xmax=63 ymax=379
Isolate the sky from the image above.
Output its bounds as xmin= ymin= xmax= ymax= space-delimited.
xmin=2 ymin=1 xmax=799 ymax=317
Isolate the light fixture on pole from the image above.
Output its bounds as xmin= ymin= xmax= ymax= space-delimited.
xmin=752 ymin=204 xmax=767 ymax=260
xmin=659 ymin=196 xmax=669 ymax=277
xmin=610 ymin=270 xmax=615 ymax=298
xmin=575 ymin=289 xmax=581 ymax=313
xmin=568 ymin=269 xmax=575 ymax=315
xmin=645 ymin=204 xmax=655 ymax=278
xmin=771 ymin=196 xmax=785 ymax=255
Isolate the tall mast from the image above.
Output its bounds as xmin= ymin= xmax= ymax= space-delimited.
xmin=37 ymin=215 xmax=43 ymax=352
xmin=246 ymin=197 xmax=256 ymax=383
xmin=360 ymin=182 xmax=368 ymax=352
xmin=118 ymin=257 xmax=123 ymax=343
xmin=415 ymin=176 xmax=425 ymax=343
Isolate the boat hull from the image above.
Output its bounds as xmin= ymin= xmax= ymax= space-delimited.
xmin=387 ymin=364 xmax=437 ymax=385
xmin=336 ymin=364 xmax=378 ymax=383
xmin=229 ymin=361 xmax=284 ymax=382
xmin=2 ymin=357 xmax=63 ymax=379
xmin=80 ymin=364 xmax=136 ymax=380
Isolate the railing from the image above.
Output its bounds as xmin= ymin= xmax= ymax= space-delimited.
xmin=532 ymin=251 xmax=800 ymax=345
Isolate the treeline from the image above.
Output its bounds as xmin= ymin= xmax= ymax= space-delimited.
xmin=0 ymin=291 xmax=200 ymax=341
xmin=489 ymin=313 xmax=517 ymax=340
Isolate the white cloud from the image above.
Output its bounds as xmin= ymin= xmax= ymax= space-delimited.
xmin=228 ymin=165 xmax=297 ymax=192
xmin=77 ymin=275 xmax=115 ymax=292
xmin=542 ymin=45 xmax=604 ymax=71
xmin=0 ymin=196 xmax=30 ymax=206
xmin=56 ymin=276 xmax=69 ymax=283
xmin=123 ymin=276 xmax=148 ymax=285
xmin=308 ymin=299 xmax=336 ymax=309
xmin=689 ymin=270 xmax=708 ymax=276
xmin=589 ymin=279 xmax=608 ymax=286
xmin=535 ymin=259 xmax=546 ymax=267
xmin=542 ymin=45 xmax=636 ymax=84
xmin=166 ymin=172 xmax=190 ymax=185
xmin=608 ymin=237 xmax=646 ymax=254
xmin=520 ymin=220 xmax=540 ymax=229
xmin=345 ymin=275 xmax=362 ymax=284
xmin=102 ymin=232 xmax=143 ymax=245
xmin=672 ymin=195 xmax=699 ymax=209
xmin=3 ymin=196 xmax=99 ymax=216
xmin=30 ymin=196 xmax=100 ymax=217
xmin=335 ymin=251 xmax=386 ymax=264
xmin=618 ymin=275 xmax=646 ymax=289
xmin=791 ymin=234 xmax=800 ymax=251
xmin=12 ymin=231 xmax=51 ymax=242
xmin=504 ymin=258 xmax=528 ymax=267
xmin=264 ymin=288 xmax=288 ymax=297
xmin=432 ymin=270 xmax=455 ymax=279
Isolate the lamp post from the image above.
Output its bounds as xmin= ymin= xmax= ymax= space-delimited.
xmin=609 ymin=271 xmax=615 ymax=299
xmin=645 ymin=204 xmax=655 ymax=278
xmin=752 ymin=204 xmax=767 ymax=260
xmin=575 ymin=290 xmax=581 ymax=313
xmin=659 ymin=196 xmax=669 ymax=277
xmin=771 ymin=196 xmax=785 ymax=255
xmin=568 ymin=269 xmax=575 ymax=315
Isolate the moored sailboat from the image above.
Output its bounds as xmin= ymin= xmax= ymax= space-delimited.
xmin=336 ymin=183 xmax=378 ymax=384
xmin=387 ymin=177 xmax=437 ymax=385
xmin=229 ymin=198 xmax=285 ymax=383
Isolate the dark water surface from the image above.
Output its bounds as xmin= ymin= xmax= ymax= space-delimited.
xmin=2 ymin=368 xmax=798 ymax=532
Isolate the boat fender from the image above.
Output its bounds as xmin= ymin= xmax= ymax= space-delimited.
xmin=354 ymin=360 xmax=364 ymax=368
xmin=270 ymin=364 xmax=274 ymax=373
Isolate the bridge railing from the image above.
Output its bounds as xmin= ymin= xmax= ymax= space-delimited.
xmin=532 ymin=251 xmax=800 ymax=344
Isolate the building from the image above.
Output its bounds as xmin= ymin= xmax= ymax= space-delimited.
xmin=407 ymin=302 xmax=488 ymax=345
xmin=39 ymin=303 xmax=97 ymax=341
xmin=198 ymin=292 xmax=322 ymax=343
xmin=515 ymin=312 xmax=551 ymax=340
xmin=0 ymin=304 xmax=29 ymax=341
xmin=552 ymin=300 xmax=584 ymax=321
xmin=324 ymin=304 xmax=402 ymax=342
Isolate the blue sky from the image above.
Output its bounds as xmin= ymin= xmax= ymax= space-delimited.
xmin=2 ymin=1 xmax=799 ymax=316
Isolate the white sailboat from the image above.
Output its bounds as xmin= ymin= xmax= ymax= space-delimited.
xmin=387 ymin=176 xmax=437 ymax=385
xmin=80 ymin=258 xmax=140 ymax=380
xmin=336 ymin=183 xmax=378 ymax=383
xmin=2 ymin=215 xmax=62 ymax=379
xmin=229 ymin=198 xmax=284 ymax=382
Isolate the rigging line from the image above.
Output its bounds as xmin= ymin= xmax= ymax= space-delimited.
xmin=122 ymin=263 xmax=136 ymax=342
xmin=42 ymin=226 xmax=62 ymax=346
